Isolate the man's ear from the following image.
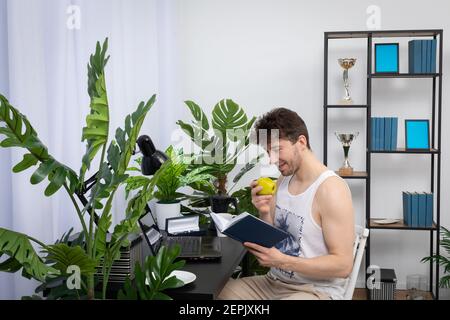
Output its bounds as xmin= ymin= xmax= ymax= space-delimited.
xmin=297 ymin=135 xmax=308 ymax=150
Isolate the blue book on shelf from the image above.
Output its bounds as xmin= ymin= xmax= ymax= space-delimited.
xmin=418 ymin=192 xmax=427 ymax=227
xmin=371 ymin=118 xmax=376 ymax=151
xmin=413 ymin=40 xmax=422 ymax=73
xmin=408 ymin=41 xmax=414 ymax=73
xmin=402 ymin=192 xmax=409 ymax=225
xmin=374 ymin=117 xmax=380 ymax=150
xmin=425 ymin=40 xmax=430 ymax=73
xmin=431 ymin=39 xmax=437 ymax=73
xmin=379 ymin=117 xmax=385 ymax=150
xmin=391 ymin=117 xmax=398 ymax=150
xmin=411 ymin=193 xmax=419 ymax=227
xmin=384 ymin=117 xmax=392 ymax=150
xmin=421 ymin=40 xmax=428 ymax=73
xmin=407 ymin=192 xmax=413 ymax=226
xmin=425 ymin=193 xmax=433 ymax=227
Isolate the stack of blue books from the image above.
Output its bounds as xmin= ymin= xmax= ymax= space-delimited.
xmin=408 ymin=39 xmax=437 ymax=73
xmin=402 ymin=192 xmax=433 ymax=227
xmin=371 ymin=117 xmax=398 ymax=151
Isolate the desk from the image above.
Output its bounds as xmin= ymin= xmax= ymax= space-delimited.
xmin=166 ymin=237 xmax=247 ymax=300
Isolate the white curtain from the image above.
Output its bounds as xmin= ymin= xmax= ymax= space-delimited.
xmin=0 ymin=0 xmax=181 ymax=299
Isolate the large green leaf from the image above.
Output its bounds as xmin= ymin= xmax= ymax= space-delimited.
xmin=79 ymin=38 xmax=110 ymax=184
xmin=212 ymin=99 xmax=248 ymax=136
xmin=43 ymin=243 xmax=97 ymax=276
xmin=0 ymin=96 xmax=79 ymax=195
xmin=0 ymin=228 xmax=58 ymax=281
xmin=118 ymin=245 xmax=185 ymax=300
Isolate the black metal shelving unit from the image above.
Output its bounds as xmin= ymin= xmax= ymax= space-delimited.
xmin=323 ymin=29 xmax=443 ymax=299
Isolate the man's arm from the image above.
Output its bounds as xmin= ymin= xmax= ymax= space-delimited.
xmin=245 ymin=176 xmax=355 ymax=279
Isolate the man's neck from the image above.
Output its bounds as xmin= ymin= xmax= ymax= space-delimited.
xmin=293 ymin=150 xmax=328 ymax=184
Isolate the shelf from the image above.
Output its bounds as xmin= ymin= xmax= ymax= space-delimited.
xmin=371 ymin=148 xmax=439 ymax=154
xmin=353 ymin=288 xmax=434 ymax=300
xmin=370 ymin=73 xmax=441 ymax=78
xmin=369 ymin=219 xmax=437 ymax=231
xmin=336 ymin=171 xmax=368 ymax=179
xmin=325 ymin=104 xmax=368 ymax=109
xmin=326 ymin=29 xmax=441 ymax=39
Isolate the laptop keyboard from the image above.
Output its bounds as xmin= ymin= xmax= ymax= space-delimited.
xmin=165 ymin=236 xmax=201 ymax=255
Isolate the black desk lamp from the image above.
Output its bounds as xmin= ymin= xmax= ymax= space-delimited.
xmin=75 ymin=135 xmax=168 ymax=232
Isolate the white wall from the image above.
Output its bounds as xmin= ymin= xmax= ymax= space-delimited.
xmin=168 ymin=0 xmax=450 ymax=295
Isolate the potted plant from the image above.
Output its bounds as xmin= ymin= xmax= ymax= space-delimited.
xmin=176 ymin=99 xmax=262 ymax=214
xmin=422 ymin=226 xmax=450 ymax=290
xmin=127 ymin=145 xmax=214 ymax=230
xmin=0 ymin=38 xmax=171 ymax=300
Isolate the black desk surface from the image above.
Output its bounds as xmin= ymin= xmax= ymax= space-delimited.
xmin=166 ymin=237 xmax=247 ymax=300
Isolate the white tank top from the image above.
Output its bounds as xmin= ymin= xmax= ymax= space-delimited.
xmin=268 ymin=170 xmax=348 ymax=300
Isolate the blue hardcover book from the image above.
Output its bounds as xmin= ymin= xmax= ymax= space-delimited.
xmin=431 ymin=39 xmax=437 ymax=73
xmin=418 ymin=192 xmax=427 ymax=227
xmin=379 ymin=117 xmax=385 ymax=150
xmin=413 ymin=40 xmax=422 ymax=73
xmin=406 ymin=192 xmax=413 ymax=226
xmin=425 ymin=193 xmax=433 ymax=227
xmin=385 ymin=117 xmax=392 ymax=150
xmin=391 ymin=117 xmax=398 ymax=150
xmin=402 ymin=192 xmax=409 ymax=225
xmin=211 ymin=212 xmax=289 ymax=248
xmin=427 ymin=40 xmax=432 ymax=73
xmin=371 ymin=118 xmax=376 ymax=151
xmin=421 ymin=40 xmax=427 ymax=73
xmin=408 ymin=41 xmax=414 ymax=73
xmin=373 ymin=117 xmax=380 ymax=150
xmin=411 ymin=192 xmax=419 ymax=227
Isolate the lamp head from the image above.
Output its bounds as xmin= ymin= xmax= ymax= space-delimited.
xmin=137 ymin=135 xmax=168 ymax=175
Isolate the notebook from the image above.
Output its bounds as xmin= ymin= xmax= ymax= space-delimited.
xmin=211 ymin=212 xmax=289 ymax=248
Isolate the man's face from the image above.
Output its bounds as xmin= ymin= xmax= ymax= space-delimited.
xmin=267 ymin=138 xmax=302 ymax=176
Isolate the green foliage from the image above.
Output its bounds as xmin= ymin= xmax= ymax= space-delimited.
xmin=0 ymin=228 xmax=59 ymax=282
xmin=422 ymin=226 xmax=450 ymax=288
xmin=43 ymin=243 xmax=97 ymax=276
xmin=0 ymin=95 xmax=79 ymax=195
xmin=176 ymin=99 xmax=258 ymax=198
xmin=79 ymin=38 xmax=110 ymax=184
xmin=151 ymin=146 xmax=214 ymax=203
xmin=118 ymin=245 xmax=185 ymax=300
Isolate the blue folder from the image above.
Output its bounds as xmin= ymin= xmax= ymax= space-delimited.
xmin=379 ymin=117 xmax=385 ymax=150
xmin=422 ymin=40 xmax=427 ymax=73
xmin=411 ymin=193 xmax=419 ymax=227
xmin=402 ymin=192 xmax=409 ymax=225
xmin=385 ymin=117 xmax=392 ymax=150
xmin=413 ymin=40 xmax=422 ymax=73
xmin=431 ymin=39 xmax=437 ymax=73
xmin=425 ymin=193 xmax=433 ymax=228
xmin=371 ymin=118 xmax=376 ymax=151
xmin=408 ymin=41 xmax=414 ymax=73
xmin=418 ymin=193 xmax=427 ymax=227
xmin=391 ymin=117 xmax=398 ymax=150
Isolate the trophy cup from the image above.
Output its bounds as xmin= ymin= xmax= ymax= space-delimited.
xmin=335 ymin=132 xmax=359 ymax=175
xmin=338 ymin=58 xmax=356 ymax=104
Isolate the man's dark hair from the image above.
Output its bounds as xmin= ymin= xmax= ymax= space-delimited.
xmin=254 ymin=107 xmax=311 ymax=149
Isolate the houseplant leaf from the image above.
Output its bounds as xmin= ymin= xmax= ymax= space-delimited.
xmin=43 ymin=243 xmax=97 ymax=276
xmin=0 ymin=228 xmax=58 ymax=282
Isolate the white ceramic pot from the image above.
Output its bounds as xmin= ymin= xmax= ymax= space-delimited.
xmin=155 ymin=201 xmax=182 ymax=230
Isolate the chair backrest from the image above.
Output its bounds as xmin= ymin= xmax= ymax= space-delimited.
xmin=343 ymin=225 xmax=370 ymax=300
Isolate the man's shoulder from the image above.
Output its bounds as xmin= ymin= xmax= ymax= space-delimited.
xmin=316 ymin=173 xmax=350 ymax=202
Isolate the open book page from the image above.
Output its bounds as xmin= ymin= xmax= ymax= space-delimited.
xmin=210 ymin=212 xmax=257 ymax=231
xmin=210 ymin=212 xmax=234 ymax=232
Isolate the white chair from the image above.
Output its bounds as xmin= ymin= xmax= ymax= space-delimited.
xmin=343 ymin=225 xmax=370 ymax=300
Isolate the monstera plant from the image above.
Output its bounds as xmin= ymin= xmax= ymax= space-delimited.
xmin=0 ymin=38 xmax=169 ymax=299
xmin=176 ymin=99 xmax=262 ymax=213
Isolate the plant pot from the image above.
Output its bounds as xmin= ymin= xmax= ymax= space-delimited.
xmin=155 ymin=201 xmax=182 ymax=230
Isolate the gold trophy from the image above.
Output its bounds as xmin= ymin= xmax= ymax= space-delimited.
xmin=335 ymin=132 xmax=359 ymax=175
xmin=338 ymin=58 xmax=356 ymax=105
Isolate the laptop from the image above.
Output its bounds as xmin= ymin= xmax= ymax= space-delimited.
xmin=138 ymin=209 xmax=222 ymax=261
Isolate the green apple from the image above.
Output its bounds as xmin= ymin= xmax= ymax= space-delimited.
xmin=256 ymin=177 xmax=277 ymax=195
